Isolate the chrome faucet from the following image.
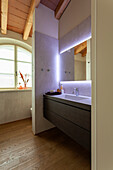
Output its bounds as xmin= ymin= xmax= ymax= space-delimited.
xmin=73 ymin=88 xmax=79 ymax=96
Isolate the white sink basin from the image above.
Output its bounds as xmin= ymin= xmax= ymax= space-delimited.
xmin=52 ymin=93 xmax=91 ymax=105
xmin=64 ymin=94 xmax=89 ymax=101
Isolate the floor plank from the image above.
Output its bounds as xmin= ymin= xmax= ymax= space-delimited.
xmin=0 ymin=118 xmax=91 ymax=170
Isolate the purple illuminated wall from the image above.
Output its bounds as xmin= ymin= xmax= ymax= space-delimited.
xmin=60 ymin=81 xmax=91 ymax=97
xmin=60 ymin=48 xmax=74 ymax=81
xmin=59 ymin=16 xmax=91 ymax=54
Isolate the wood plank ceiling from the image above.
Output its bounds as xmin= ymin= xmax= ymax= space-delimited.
xmin=74 ymin=41 xmax=87 ymax=57
xmin=0 ymin=0 xmax=71 ymax=40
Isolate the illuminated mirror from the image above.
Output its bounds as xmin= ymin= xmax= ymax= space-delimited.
xmin=60 ymin=39 xmax=91 ymax=81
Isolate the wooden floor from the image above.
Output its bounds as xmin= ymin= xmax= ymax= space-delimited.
xmin=0 ymin=119 xmax=91 ymax=170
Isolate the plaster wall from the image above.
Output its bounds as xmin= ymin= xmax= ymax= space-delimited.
xmin=59 ymin=0 xmax=91 ymax=38
xmin=33 ymin=5 xmax=59 ymax=134
xmin=0 ymin=90 xmax=32 ymax=124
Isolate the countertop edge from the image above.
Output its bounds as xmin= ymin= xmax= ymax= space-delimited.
xmin=44 ymin=95 xmax=91 ymax=111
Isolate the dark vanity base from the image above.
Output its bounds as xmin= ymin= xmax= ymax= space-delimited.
xmin=43 ymin=95 xmax=91 ymax=151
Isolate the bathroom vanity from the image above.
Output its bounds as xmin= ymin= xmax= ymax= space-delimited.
xmin=43 ymin=94 xmax=91 ymax=151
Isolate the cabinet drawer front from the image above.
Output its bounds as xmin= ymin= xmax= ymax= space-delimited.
xmin=44 ymin=110 xmax=91 ymax=151
xmin=44 ymin=98 xmax=91 ymax=131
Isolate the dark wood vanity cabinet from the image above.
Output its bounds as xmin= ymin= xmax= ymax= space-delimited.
xmin=43 ymin=95 xmax=91 ymax=151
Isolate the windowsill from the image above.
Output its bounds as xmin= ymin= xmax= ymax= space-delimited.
xmin=0 ymin=88 xmax=32 ymax=92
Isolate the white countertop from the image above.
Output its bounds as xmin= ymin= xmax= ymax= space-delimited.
xmin=49 ymin=93 xmax=91 ymax=106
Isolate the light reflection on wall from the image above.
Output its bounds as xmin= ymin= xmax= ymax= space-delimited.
xmin=57 ymin=36 xmax=92 ymax=84
xmin=60 ymin=80 xmax=91 ymax=84
xmin=60 ymin=36 xmax=91 ymax=54
xmin=56 ymin=54 xmax=60 ymax=83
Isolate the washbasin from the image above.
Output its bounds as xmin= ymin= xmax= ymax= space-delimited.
xmin=49 ymin=93 xmax=91 ymax=105
xmin=63 ymin=94 xmax=89 ymax=101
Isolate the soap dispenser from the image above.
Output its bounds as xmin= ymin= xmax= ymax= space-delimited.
xmin=60 ymin=84 xmax=64 ymax=94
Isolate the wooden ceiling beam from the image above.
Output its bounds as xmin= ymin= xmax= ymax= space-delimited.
xmin=1 ymin=0 xmax=8 ymax=34
xmin=81 ymin=47 xmax=87 ymax=57
xmin=23 ymin=0 xmax=40 ymax=40
xmin=74 ymin=41 xmax=87 ymax=55
xmin=55 ymin=0 xmax=71 ymax=20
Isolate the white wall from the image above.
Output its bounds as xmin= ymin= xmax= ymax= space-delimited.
xmin=74 ymin=53 xmax=86 ymax=62
xmin=59 ymin=0 xmax=91 ymax=38
xmin=74 ymin=53 xmax=86 ymax=80
xmin=0 ymin=29 xmax=32 ymax=47
xmin=32 ymin=4 xmax=59 ymax=134
xmin=35 ymin=4 xmax=58 ymax=39
xmin=92 ymin=0 xmax=113 ymax=169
